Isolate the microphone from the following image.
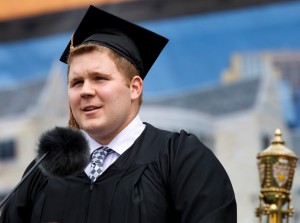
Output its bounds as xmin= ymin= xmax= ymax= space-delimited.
xmin=37 ymin=126 xmax=90 ymax=177
xmin=0 ymin=127 xmax=90 ymax=209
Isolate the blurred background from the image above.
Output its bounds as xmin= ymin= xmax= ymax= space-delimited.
xmin=1 ymin=0 xmax=300 ymax=222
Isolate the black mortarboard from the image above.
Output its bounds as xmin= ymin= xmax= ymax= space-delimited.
xmin=60 ymin=5 xmax=169 ymax=79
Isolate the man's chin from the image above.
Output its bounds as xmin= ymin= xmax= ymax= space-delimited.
xmin=82 ymin=121 xmax=108 ymax=133
xmin=81 ymin=125 xmax=100 ymax=133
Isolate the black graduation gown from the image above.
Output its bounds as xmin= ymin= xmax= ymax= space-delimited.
xmin=0 ymin=123 xmax=237 ymax=223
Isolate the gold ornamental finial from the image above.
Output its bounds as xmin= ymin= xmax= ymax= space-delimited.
xmin=258 ymin=129 xmax=297 ymax=159
xmin=271 ymin=129 xmax=284 ymax=145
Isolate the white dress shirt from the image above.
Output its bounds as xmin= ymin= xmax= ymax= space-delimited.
xmin=83 ymin=114 xmax=146 ymax=176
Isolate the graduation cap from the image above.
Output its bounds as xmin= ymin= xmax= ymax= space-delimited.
xmin=60 ymin=5 xmax=169 ymax=79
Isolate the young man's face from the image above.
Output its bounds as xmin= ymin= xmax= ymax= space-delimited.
xmin=68 ymin=50 xmax=142 ymax=144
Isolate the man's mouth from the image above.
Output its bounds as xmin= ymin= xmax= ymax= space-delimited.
xmin=82 ymin=106 xmax=100 ymax=112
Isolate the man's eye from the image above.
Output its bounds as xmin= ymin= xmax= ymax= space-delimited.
xmin=95 ymin=76 xmax=106 ymax=81
xmin=71 ymin=81 xmax=82 ymax=86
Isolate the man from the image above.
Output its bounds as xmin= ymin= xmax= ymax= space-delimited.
xmin=0 ymin=5 xmax=237 ymax=223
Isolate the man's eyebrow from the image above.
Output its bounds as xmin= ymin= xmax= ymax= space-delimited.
xmin=91 ymin=71 xmax=112 ymax=78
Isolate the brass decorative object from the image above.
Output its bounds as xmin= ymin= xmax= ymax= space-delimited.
xmin=256 ymin=129 xmax=298 ymax=223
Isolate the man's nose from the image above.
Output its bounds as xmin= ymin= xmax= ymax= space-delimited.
xmin=80 ymin=81 xmax=95 ymax=97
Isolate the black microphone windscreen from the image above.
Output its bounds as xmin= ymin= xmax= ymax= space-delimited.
xmin=36 ymin=127 xmax=90 ymax=177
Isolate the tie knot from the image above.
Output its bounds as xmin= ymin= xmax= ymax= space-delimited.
xmin=91 ymin=146 xmax=113 ymax=164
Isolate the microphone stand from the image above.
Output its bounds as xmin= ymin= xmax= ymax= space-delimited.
xmin=0 ymin=152 xmax=48 ymax=209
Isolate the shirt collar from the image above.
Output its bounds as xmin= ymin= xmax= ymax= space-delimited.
xmin=82 ymin=114 xmax=145 ymax=155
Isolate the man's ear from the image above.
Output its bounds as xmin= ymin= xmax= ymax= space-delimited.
xmin=130 ymin=76 xmax=143 ymax=100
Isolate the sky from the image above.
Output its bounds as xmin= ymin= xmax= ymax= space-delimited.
xmin=0 ymin=1 xmax=300 ymax=98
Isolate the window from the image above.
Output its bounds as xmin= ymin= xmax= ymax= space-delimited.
xmin=0 ymin=139 xmax=16 ymax=161
xmin=261 ymin=134 xmax=270 ymax=151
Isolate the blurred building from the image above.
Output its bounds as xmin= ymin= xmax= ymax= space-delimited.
xmin=223 ymin=51 xmax=300 ymax=149
xmin=0 ymin=64 xmax=68 ymax=201
xmin=221 ymin=50 xmax=300 ymax=222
